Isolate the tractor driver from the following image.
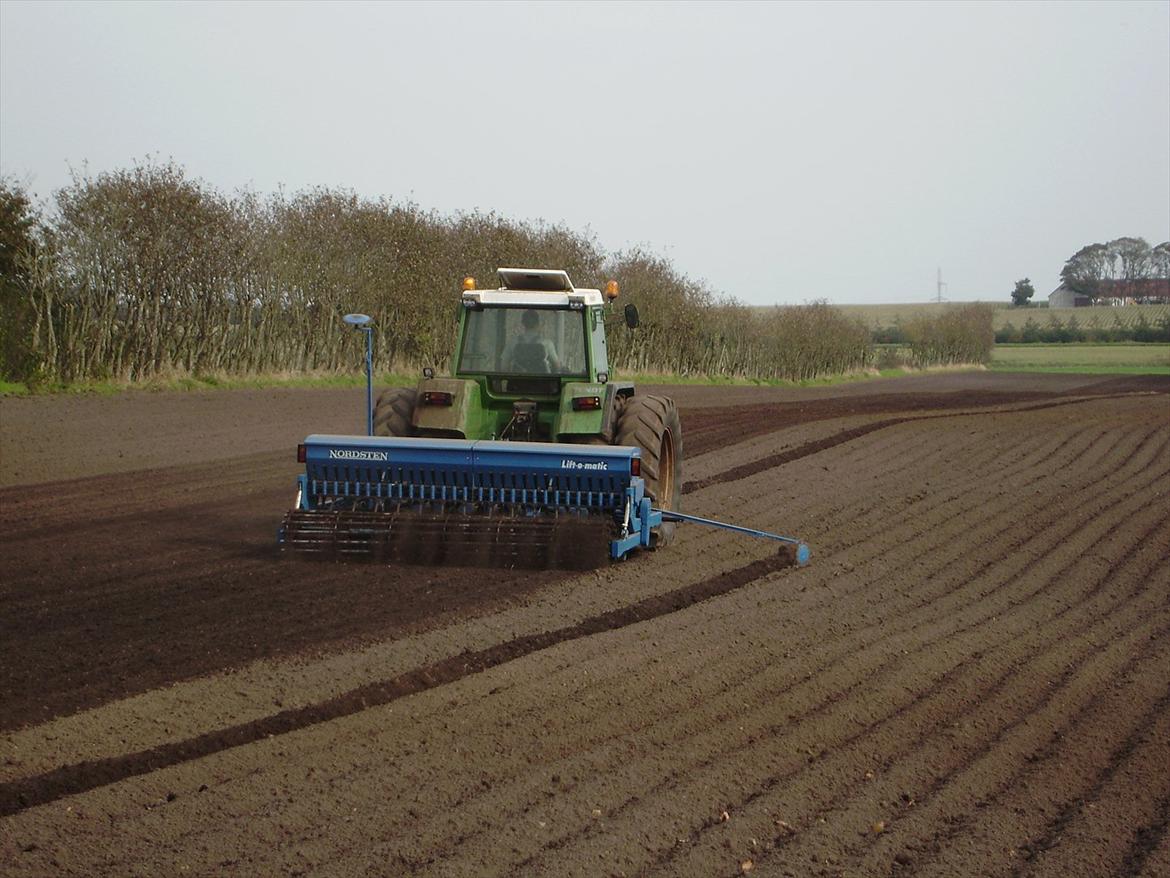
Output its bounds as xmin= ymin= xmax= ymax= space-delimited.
xmin=504 ymin=309 xmax=562 ymax=373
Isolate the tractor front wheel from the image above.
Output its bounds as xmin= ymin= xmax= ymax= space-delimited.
xmin=615 ymin=395 xmax=683 ymax=547
xmin=373 ymin=387 xmax=418 ymax=437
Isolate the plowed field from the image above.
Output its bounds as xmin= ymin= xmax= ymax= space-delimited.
xmin=2 ymin=372 xmax=1168 ymax=877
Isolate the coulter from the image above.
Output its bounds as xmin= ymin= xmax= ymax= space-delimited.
xmin=278 ymin=268 xmax=810 ymax=569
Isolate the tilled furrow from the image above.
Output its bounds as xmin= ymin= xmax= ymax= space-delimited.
xmin=0 ymin=408 xmax=976 ymax=759
xmin=257 ymin=419 xmax=1124 ymax=867
xmin=453 ymin=428 xmax=1160 ymax=875
xmin=574 ymin=484 xmax=1170 ymax=877
xmin=1113 ymin=786 xmax=1170 ymax=878
xmin=3 ymin=388 xmax=1167 ymax=878
xmin=1007 ymin=702 xmax=1170 ymax=878
xmin=684 ymin=392 xmax=1157 ymax=493
xmin=0 ymin=552 xmax=804 ymax=816
xmin=763 ymin=615 xmax=1170 ymax=878
xmin=287 ymin=417 xmax=1163 ymax=870
xmin=333 ymin=423 xmax=1168 ymax=872
xmin=741 ymin=518 xmax=1170 ymax=878
xmin=899 ymin=640 xmax=1170 ymax=878
xmin=0 ymin=414 xmax=1053 ymax=866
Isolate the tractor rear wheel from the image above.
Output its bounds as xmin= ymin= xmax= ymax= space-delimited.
xmin=373 ymin=387 xmax=417 ymax=437
xmin=615 ymin=395 xmax=682 ymax=547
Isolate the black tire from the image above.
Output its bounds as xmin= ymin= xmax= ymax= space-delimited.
xmin=373 ymin=387 xmax=417 ymax=437
xmin=615 ymin=394 xmax=682 ymax=547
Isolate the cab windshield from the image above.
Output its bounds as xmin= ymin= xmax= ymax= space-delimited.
xmin=458 ymin=307 xmax=587 ymax=376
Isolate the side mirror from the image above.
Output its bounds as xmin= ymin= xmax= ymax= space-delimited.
xmin=624 ymin=304 xmax=640 ymax=329
xmin=423 ymin=366 xmax=435 ymax=379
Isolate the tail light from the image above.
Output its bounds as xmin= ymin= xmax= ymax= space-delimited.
xmin=422 ymin=391 xmax=453 ymax=406
xmin=631 ymin=458 xmax=641 ymax=476
xmin=572 ymin=396 xmax=601 ymax=411
xmin=297 ymin=443 xmax=307 ymax=463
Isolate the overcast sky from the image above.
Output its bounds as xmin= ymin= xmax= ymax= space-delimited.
xmin=1 ymin=1 xmax=1167 ymax=305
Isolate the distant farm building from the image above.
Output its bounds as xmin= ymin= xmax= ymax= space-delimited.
xmin=1049 ymin=279 xmax=1170 ymax=308
xmin=1048 ymin=284 xmax=1091 ymax=308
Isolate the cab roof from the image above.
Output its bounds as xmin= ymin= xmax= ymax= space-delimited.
xmin=461 ymin=267 xmax=604 ymax=307
xmin=498 ymin=268 xmax=574 ymax=292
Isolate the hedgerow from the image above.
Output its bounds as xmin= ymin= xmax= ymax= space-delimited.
xmin=0 ymin=161 xmax=991 ymax=386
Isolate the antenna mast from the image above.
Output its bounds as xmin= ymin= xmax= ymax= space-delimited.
xmin=936 ymin=268 xmax=948 ymax=304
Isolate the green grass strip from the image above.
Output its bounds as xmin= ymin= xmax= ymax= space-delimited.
xmin=990 ymin=343 xmax=1169 ymax=374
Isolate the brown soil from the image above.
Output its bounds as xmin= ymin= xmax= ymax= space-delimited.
xmin=1 ymin=372 xmax=1168 ymax=876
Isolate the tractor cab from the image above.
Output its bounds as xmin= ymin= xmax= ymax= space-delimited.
xmin=392 ymin=269 xmax=632 ymax=442
xmin=457 ymin=270 xmax=604 ymax=394
xmin=369 ymin=268 xmax=639 ymax=443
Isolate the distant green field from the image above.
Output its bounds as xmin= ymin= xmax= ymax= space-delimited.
xmin=826 ymin=302 xmax=1170 ymax=332
xmin=830 ymin=302 xmax=1002 ymax=329
xmin=990 ymin=344 xmax=1170 ymax=374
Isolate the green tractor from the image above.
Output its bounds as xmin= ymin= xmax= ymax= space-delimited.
xmin=373 ymin=267 xmax=682 ymax=545
xmin=280 ymin=267 xmax=809 ymax=567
